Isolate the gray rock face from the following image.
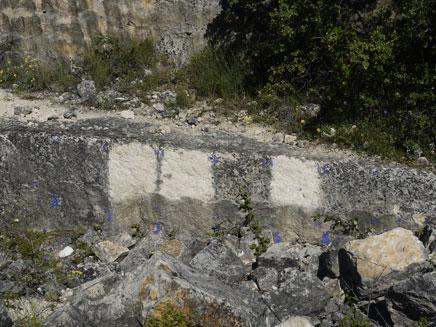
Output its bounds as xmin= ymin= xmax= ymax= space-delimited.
xmin=258 ymin=243 xmax=322 ymax=274
xmin=93 ymin=240 xmax=129 ymax=263
xmin=190 ymin=239 xmax=246 ymax=284
xmin=251 ymin=266 xmax=279 ymax=292
xmin=45 ymin=252 xmax=277 ymax=327
xmin=0 ymin=302 xmax=13 ymax=327
xmin=1 ymin=118 xmax=435 ymax=244
xmin=318 ymin=235 xmax=353 ymax=279
xmin=386 ymin=271 xmax=436 ymax=325
xmin=0 ymin=0 xmax=221 ymax=64
xmin=267 ymin=269 xmax=331 ymax=319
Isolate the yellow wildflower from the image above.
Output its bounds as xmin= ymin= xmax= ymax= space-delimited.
xmin=242 ymin=115 xmax=251 ymax=123
xmin=300 ymin=119 xmax=305 ymax=124
xmin=317 ymin=128 xmax=321 ymax=133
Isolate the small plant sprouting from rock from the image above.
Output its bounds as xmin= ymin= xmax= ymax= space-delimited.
xmin=413 ymin=317 xmax=429 ymax=327
xmin=313 ymin=213 xmax=370 ymax=239
xmin=144 ymin=303 xmax=193 ymax=327
xmin=339 ymin=307 xmax=370 ymax=327
xmin=239 ymin=192 xmax=270 ymax=257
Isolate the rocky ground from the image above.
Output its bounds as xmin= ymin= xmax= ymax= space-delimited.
xmin=0 ymin=83 xmax=435 ymax=326
xmin=0 ymin=83 xmax=345 ymax=156
xmin=0 ymin=210 xmax=435 ymax=326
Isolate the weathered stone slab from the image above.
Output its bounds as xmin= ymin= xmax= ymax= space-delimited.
xmin=1 ymin=118 xmax=435 ymax=244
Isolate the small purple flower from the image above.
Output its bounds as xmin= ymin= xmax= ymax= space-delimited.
xmin=52 ymin=194 xmax=59 ymax=208
xmin=424 ymin=217 xmax=430 ymax=226
xmin=208 ymin=153 xmax=220 ymax=166
xmin=42 ymin=227 xmax=48 ymax=233
xmin=101 ymin=143 xmax=110 ymax=153
xmin=261 ymin=158 xmax=273 ymax=169
xmin=321 ymin=231 xmax=332 ymax=246
xmin=153 ymin=223 xmax=162 ymax=235
xmin=43 ymin=255 xmax=50 ymax=261
xmin=273 ymin=231 xmax=282 ymax=244
xmin=317 ymin=163 xmax=330 ymax=176
xmin=154 ymin=148 xmax=165 ymax=159
xmin=396 ymin=216 xmax=402 ymax=225
xmin=106 ymin=213 xmax=113 ymax=222
xmin=371 ymin=168 xmax=380 ymax=177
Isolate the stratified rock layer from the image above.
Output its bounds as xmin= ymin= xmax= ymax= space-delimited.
xmin=0 ymin=0 xmax=221 ymax=63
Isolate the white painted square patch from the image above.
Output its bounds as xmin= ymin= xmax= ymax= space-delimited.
xmin=160 ymin=149 xmax=214 ymax=201
xmin=271 ymin=156 xmax=322 ymax=209
xmin=108 ymin=143 xmax=157 ymax=203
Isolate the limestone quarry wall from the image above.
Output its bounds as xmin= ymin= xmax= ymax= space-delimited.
xmin=1 ymin=118 xmax=435 ymax=243
xmin=0 ymin=0 xmax=221 ymax=63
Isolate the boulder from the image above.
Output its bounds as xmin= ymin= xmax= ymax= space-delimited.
xmin=251 ymin=267 xmax=279 ymax=292
xmin=258 ymin=242 xmax=322 ymax=274
xmin=77 ymin=80 xmax=97 ymax=101
xmin=339 ymin=228 xmax=428 ymax=298
xmin=14 ymin=106 xmax=33 ymax=116
xmin=45 ymin=252 xmax=277 ymax=327
xmin=266 ymin=268 xmax=330 ymax=320
xmin=386 ymin=271 xmax=436 ymax=325
xmin=0 ymin=302 xmax=14 ymax=327
xmin=190 ymin=239 xmax=246 ymax=284
xmin=93 ymin=240 xmax=129 ymax=263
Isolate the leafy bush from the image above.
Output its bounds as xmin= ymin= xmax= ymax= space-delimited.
xmin=209 ymin=0 xmax=436 ymax=161
xmin=0 ymin=55 xmax=77 ymax=91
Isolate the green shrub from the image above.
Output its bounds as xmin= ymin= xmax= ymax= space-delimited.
xmin=0 ymin=56 xmax=77 ymax=92
xmin=209 ymin=0 xmax=436 ymax=162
